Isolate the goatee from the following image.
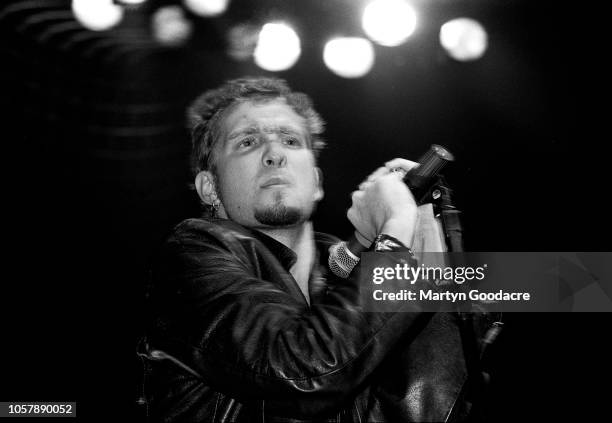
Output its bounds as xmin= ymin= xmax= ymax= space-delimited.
xmin=254 ymin=204 xmax=303 ymax=227
xmin=254 ymin=193 xmax=303 ymax=227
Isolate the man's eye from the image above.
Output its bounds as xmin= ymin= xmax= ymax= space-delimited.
xmin=239 ymin=137 xmax=257 ymax=148
xmin=284 ymin=137 xmax=301 ymax=146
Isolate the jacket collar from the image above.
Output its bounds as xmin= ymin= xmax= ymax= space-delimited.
xmin=205 ymin=217 xmax=339 ymax=273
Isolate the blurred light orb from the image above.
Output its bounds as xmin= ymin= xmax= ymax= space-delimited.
xmin=72 ymin=0 xmax=123 ymax=31
xmin=439 ymin=18 xmax=488 ymax=61
xmin=323 ymin=37 xmax=375 ymax=78
xmin=362 ymin=0 xmax=417 ymax=47
xmin=254 ymin=22 xmax=301 ymax=72
xmin=152 ymin=6 xmax=193 ymax=47
xmin=183 ymin=0 xmax=229 ymax=17
xmin=118 ymin=0 xmax=148 ymax=5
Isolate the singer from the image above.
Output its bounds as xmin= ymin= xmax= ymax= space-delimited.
xmin=140 ymin=77 xmax=498 ymax=422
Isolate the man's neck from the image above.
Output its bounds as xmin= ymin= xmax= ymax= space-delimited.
xmin=257 ymin=221 xmax=311 ymax=251
xmin=258 ymin=222 xmax=315 ymax=305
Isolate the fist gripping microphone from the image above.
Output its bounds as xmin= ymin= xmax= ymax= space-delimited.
xmin=328 ymin=144 xmax=454 ymax=278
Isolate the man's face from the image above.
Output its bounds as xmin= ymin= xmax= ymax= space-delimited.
xmin=213 ymin=98 xmax=323 ymax=228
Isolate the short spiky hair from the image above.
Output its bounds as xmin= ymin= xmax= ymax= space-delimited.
xmin=187 ymin=77 xmax=326 ymax=177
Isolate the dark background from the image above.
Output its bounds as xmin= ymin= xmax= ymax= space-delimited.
xmin=0 ymin=0 xmax=609 ymax=421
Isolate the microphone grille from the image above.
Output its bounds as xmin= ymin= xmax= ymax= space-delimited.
xmin=328 ymin=241 xmax=360 ymax=279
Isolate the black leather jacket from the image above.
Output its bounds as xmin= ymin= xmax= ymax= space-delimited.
xmin=140 ymin=218 xmax=498 ymax=422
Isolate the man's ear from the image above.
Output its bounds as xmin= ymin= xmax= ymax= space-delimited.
xmin=314 ymin=167 xmax=324 ymax=202
xmin=194 ymin=170 xmax=217 ymax=205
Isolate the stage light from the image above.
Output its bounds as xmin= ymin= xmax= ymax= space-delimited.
xmin=323 ymin=37 xmax=375 ymax=78
xmin=183 ymin=0 xmax=229 ymax=17
xmin=72 ymin=0 xmax=123 ymax=31
xmin=118 ymin=0 xmax=147 ymax=5
xmin=362 ymin=0 xmax=417 ymax=47
xmin=253 ymin=22 xmax=301 ymax=72
xmin=439 ymin=18 xmax=488 ymax=61
xmin=152 ymin=6 xmax=193 ymax=47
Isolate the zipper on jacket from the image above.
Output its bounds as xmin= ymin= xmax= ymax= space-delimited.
xmin=136 ymin=349 xmax=150 ymax=418
xmin=148 ymin=348 xmax=202 ymax=378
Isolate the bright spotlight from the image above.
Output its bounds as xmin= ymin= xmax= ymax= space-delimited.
xmin=254 ymin=22 xmax=301 ymax=72
xmin=323 ymin=37 xmax=375 ymax=78
xmin=118 ymin=0 xmax=147 ymax=5
xmin=362 ymin=0 xmax=417 ymax=47
xmin=72 ymin=0 xmax=123 ymax=31
xmin=183 ymin=0 xmax=229 ymax=17
xmin=439 ymin=18 xmax=488 ymax=61
xmin=152 ymin=6 xmax=193 ymax=47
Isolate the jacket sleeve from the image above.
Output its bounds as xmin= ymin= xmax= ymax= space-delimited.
xmin=147 ymin=221 xmax=437 ymax=418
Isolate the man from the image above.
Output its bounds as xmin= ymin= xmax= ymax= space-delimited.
xmin=140 ymin=77 xmax=495 ymax=422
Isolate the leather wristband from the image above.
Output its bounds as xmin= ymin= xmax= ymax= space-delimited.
xmin=372 ymin=233 xmax=415 ymax=257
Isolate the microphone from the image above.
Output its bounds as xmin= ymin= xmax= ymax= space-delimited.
xmin=328 ymin=145 xmax=454 ymax=278
xmin=399 ymin=144 xmax=455 ymax=204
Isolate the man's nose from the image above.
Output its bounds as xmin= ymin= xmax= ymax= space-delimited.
xmin=262 ymin=140 xmax=287 ymax=167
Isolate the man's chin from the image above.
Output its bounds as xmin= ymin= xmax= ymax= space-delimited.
xmin=254 ymin=204 xmax=304 ymax=227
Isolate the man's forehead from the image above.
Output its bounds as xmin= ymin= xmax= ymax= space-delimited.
xmin=222 ymin=98 xmax=307 ymax=136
